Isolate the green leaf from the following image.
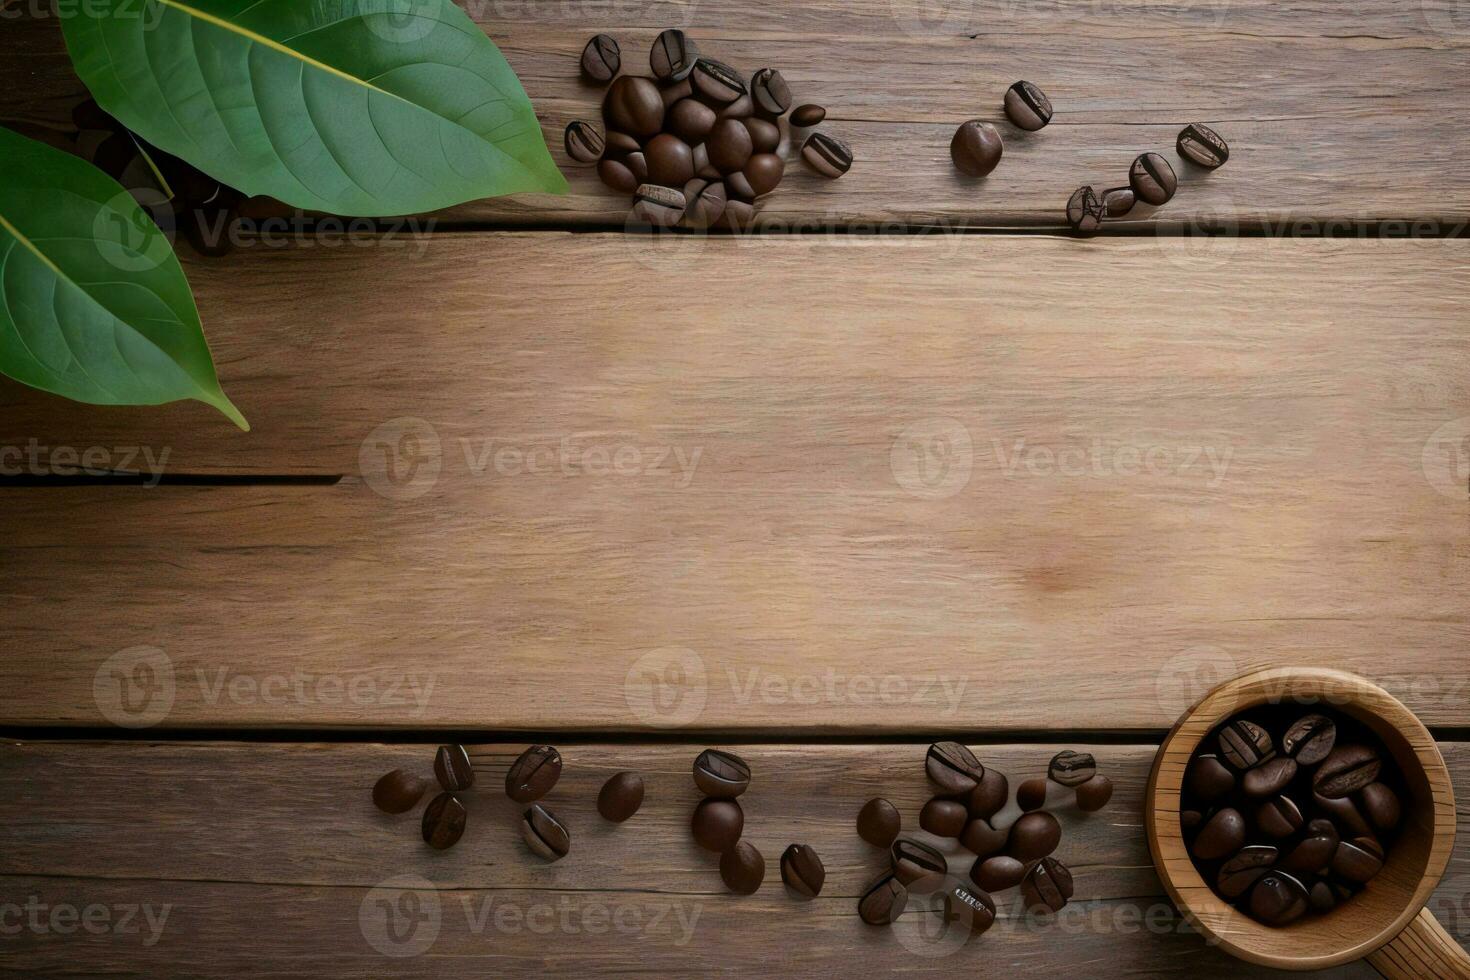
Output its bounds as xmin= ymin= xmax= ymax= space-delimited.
xmin=60 ymin=0 xmax=568 ymax=216
xmin=0 ymin=126 xmax=248 ymax=430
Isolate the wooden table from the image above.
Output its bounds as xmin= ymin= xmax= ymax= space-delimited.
xmin=1 ymin=1 xmax=1467 ymax=976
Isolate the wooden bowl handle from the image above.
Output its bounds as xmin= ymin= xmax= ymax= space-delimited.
xmin=1366 ymin=907 xmax=1470 ymax=978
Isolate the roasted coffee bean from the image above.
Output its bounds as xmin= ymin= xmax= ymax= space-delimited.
xmin=798 ymin=132 xmax=850 ymax=179
xmin=859 ymin=873 xmax=908 ymax=926
xmin=693 ymin=142 xmax=718 ymax=179
xmin=960 ymin=817 xmax=1008 ymax=858
xmin=950 ymin=120 xmax=1003 ymax=177
xmin=790 ymin=104 xmax=825 ymax=128
xmin=660 ymin=77 xmax=693 ymax=106
xmin=750 ymin=68 xmax=791 ymax=116
xmin=717 ymin=94 xmax=754 ymax=121
xmin=422 ymin=792 xmax=467 ymax=850
xmin=925 ymin=741 xmax=984 ymax=794
xmin=970 ymin=854 xmax=1027 ymax=892
xmin=597 ymin=771 xmax=644 ymax=823
xmin=1066 ymin=185 xmax=1104 ymax=235
xmin=1180 ymin=809 xmax=1204 ymax=832
xmin=1308 ymin=880 xmax=1336 ymax=913
xmin=967 ymin=768 xmax=1009 ymax=818
xmin=720 ymin=840 xmax=766 ymax=894
xmin=1218 ymin=845 xmax=1278 ymax=898
xmin=691 ymin=59 xmax=746 ymax=104
xmin=505 ymin=745 xmax=561 ymax=803
xmin=1177 ymin=122 xmax=1229 ymax=169
xmin=598 ymin=157 xmax=638 ymax=193
xmin=1102 ymin=186 xmax=1135 ymax=218
xmin=1049 ymin=750 xmax=1096 ymax=788
xmin=683 ymin=178 xmax=728 ymax=229
xmin=1004 ymin=80 xmax=1052 ymax=131
xmin=742 ymin=153 xmax=785 ymax=196
xmin=1076 ymin=774 xmax=1114 ymax=812
xmin=1242 ymin=757 xmax=1297 ymax=798
xmin=1188 ymin=754 xmax=1236 ymax=801
xmin=1249 ymin=872 xmax=1309 ymax=926
xmin=623 ymin=150 xmax=649 ymax=184
xmin=564 ymin=120 xmax=605 ymax=164
xmin=1193 ymin=807 xmax=1245 ymax=860
xmin=1017 ymin=777 xmax=1048 ymax=811
xmin=691 ymin=798 xmax=744 ymax=851
xmin=1021 ymin=857 xmax=1074 ymax=913
xmin=374 ymin=769 xmax=429 ymax=814
xmin=1314 ymin=791 xmax=1373 ymax=838
xmin=692 ymin=750 xmax=752 ymax=797
xmin=943 ymin=883 xmax=997 ymax=934
xmin=1128 ymin=152 xmax=1177 ymax=207
xmin=1307 ymin=817 xmax=1341 ymax=845
xmin=603 ymin=75 xmax=665 ymax=138
xmin=920 ymin=798 xmax=968 ymax=838
xmin=1218 ymin=719 xmax=1274 ymax=770
xmin=745 ymin=116 xmax=781 ymax=154
xmin=521 ymin=803 xmax=571 ymax=861
xmin=644 ymin=133 xmax=695 ymax=188
xmin=435 ymin=744 xmax=474 ymax=791
xmin=668 ymin=98 xmax=717 ymax=144
xmin=725 ymin=171 xmax=756 ymax=200
xmin=1282 ymin=714 xmax=1337 ymax=766
xmin=581 ymin=34 xmax=621 ymax=83
xmin=1332 ymin=837 xmax=1384 ymax=883
xmin=1281 ymin=834 xmax=1336 ymax=876
xmin=706 ymin=118 xmax=753 ymax=174
xmin=1256 ymin=795 xmax=1305 ymax=838
xmin=717 ymin=196 xmax=757 ymax=231
xmin=891 ymin=838 xmax=948 ymax=893
xmin=605 ymin=130 xmax=640 ymax=155
xmin=1007 ymin=811 xmax=1062 ymax=862
xmin=780 ymin=844 xmax=826 ymax=898
xmin=650 ymin=29 xmax=698 ymax=82
xmin=1360 ymin=782 xmax=1401 ymax=832
xmin=1314 ymin=745 xmax=1382 ymax=799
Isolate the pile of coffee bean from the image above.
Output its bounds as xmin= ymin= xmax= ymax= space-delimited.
xmin=1181 ymin=708 xmax=1403 ymax=926
xmin=565 ymin=29 xmax=853 ymax=231
xmin=856 ymin=743 xmax=1113 ymax=930
xmin=1066 ymin=122 xmax=1230 ymax=235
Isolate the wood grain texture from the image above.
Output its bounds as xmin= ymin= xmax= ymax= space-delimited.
xmin=3 ymin=1 xmax=1469 ymax=229
xmin=1 ymin=237 xmax=1467 ymax=731
xmin=0 ymin=739 xmax=1466 ymax=977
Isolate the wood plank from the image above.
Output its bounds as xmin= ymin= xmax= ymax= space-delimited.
xmin=3 ymin=1 xmax=1468 ymax=228
xmin=0 ymin=739 xmax=1465 ymax=977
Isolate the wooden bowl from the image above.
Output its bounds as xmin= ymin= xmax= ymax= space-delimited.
xmin=1145 ymin=667 xmax=1466 ymax=975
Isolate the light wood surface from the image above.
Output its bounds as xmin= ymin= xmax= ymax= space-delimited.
xmin=1368 ymin=907 xmax=1470 ymax=979
xmin=0 ymin=738 xmax=1465 ymax=977
xmin=4 ymin=1 xmax=1470 ymax=229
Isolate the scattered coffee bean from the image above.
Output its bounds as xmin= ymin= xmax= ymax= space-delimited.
xmin=1128 ymin=152 xmax=1177 ymax=207
xmin=422 ymin=792 xmax=467 ymax=850
xmin=926 ymin=741 xmax=984 ymax=794
xmin=1218 ymin=845 xmax=1278 ymax=898
xmin=967 ymin=768 xmax=1009 ymax=819
xmin=780 ymin=844 xmax=825 ymax=898
xmin=970 ymin=854 xmax=1027 ymax=892
xmin=1177 ymin=122 xmax=1229 ymax=169
xmin=1218 ymin=719 xmax=1274 ymax=770
xmin=505 ymin=745 xmax=561 ymax=803
xmin=950 ymin=120 xmax=1003 ymax=177
xmin=433 ymin=745 xmax=474 ymax=792
xmin=745 ymin=116 xmax=780 ymax=154
xmin=720 ymin=840 xmax=766 ymax=894
xmin=1193 ymin=807 xmax=1245 ymax=860
xmin=691 ymin=749 xmax=752 ymax=799
xmin=942 ymin=883 xmax=996 ymax=934
xmin=1017 ymin=777 xmax=1048 ymax=811
xmin=633 ymin=183 xmax=686 ymax=226
xmin=1314 ymin=745 xmax=1382 ymax=799
xmin=1004 ymin=80 xmax=1052 ymax=131
xmin=644 ymin=133 xmax=695 ymax=186
xmin=581 ymin=34 xmax=621 ymax=83
xmin=603 ymin=75 xmax=665 ymax=138
xmin=683 ymin=177 xmax=728 ymax=228
xmin=691 ymin=59 xmax=746 ymax=104
xmin=1188 ymin=754 xmax=1236 ymax=801
xmin=1066 ymin=185 xmax=1104 ymax=234
xmin=790 ymin=104 xmax=826 ymax=128
xmin=605 ymin=130 xmax=640 ymax=155
xmin=1280 ymin=833 xmax=1336 ymax=875
xmin=1249 ymin=872 xmax=1309 ymax=926
xmin=801 ymin=132 xmax=852 ymax=179
xmin=1256 ymin=795 xmax=1304 ymax=838
xmin=960 ymin=817 xmax=1008 ymax=858
xmin=1331 ymin=837 xmax=1384 ymax=883
xmin=750 ymin=68 xmax=791 ymax=116
xmin=1242 ymin=757 xmax=1298 ymax=798
xmin=1360 ymin=782 xmax=1401 ymax=832
xmin=891 ymin=838 xmax=948 ymax=893
xmin=597 ymin=771 xmax=645 ymax=823
xmin=650 ymin=29 xmax=698 ymax=82
xmin=522 ymin=803 xmax=571 ymax=861
xmin=1102 ymin=186 xmax=1136 ymax=218
xmin=691 ymin=798 xmax=744 ymax=851
xmin=859 ymin=873 xmax=908 ymax=926
xmin=374 ymin=769 xmax=429 ymax=814
xmin=1021 ymin=857 xmax=1073 ymax=912
xmin=564 ymin=120 xmax=605 ymax=164
xmin=1282 ymin=714 xmax=1337 ymax=766
xmin=1049 ymin=750 xmax=1096 ymax=788
xmin=1076 ymin=774 xmax=1114 ymax=812
xmin=742 ymin=153 xmax=785 ymax=196
xmin=920 ymin=798 xmax=968 ymax=838
xmin=706 ymin=118 xmax=753 ymax=174
xmin=598 ymin=156 xmax=638 ymax=193
xmin=1007 ymin=811 xmax=1061 ymax=862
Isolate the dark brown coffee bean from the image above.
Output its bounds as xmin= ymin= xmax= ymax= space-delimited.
xmin=891 ymin=838 xmax=947 ymax=893
xmin=1021 ymin=857 xmax=1074 ymax=912
xmin=1248 ymin=872 xmax=1308 ymax=926
xmin=1282 ymin=714 xmax=1337 ymax=766
xmin=800 ymin=132 xmax=852 ymax=179
xmin=1049 ymin=750 xmax=1096 ymax=788
xmin=859 ymin=873 xmax=908 ymax=926
xmin=660 ymin=77 xmax=692 ymax=106
xmin=960 ymin=817 xmax=1008 ymax=858
xmin=780 ymin=844 xmax=825 ymax=898
xmin=422 ymin=792 xmax=467 ymax=850
xmin=435 ymin=744 xmax=474 ymax=791
xmin=603 ymin=75 xmax=665 ymax=138
xmin=1256 ymin=794 xmax=1305 ymax=838
xmin=1066 ymin=185 xmax=1104 ymax=235
xmin=1076 ymin=774 xmax=1114 ymax=812
xmin=742 ymin=153 xmax=784 ymax=196
xmin=623 ymin=150 xmax=649 ymax=183
xmin=790 ymin=104 xmax=825 ymax=128
xmin=1331 ymin=837 xmax=1384 ymax=883
xmin=598 ymin=157 xmax=637 ymax=193
xmin=521 ymin=803 xmax=570 ymax=861
xmin=1193 ymin=807 xmax=1245 ymax=860
xmin=920 ymin=798 xmax=968 ymax=838
xmin=717 ymin=196 xmax=756 ymax=231
xmin=1314 ymin=745 xmax=1382 ymax=799
xmin=633 ymin=183 xmax=685 ymax=227
xmin=650 ymin=29 xmax=698 ymax=82
xmin=745 ymin=116 xmax=780 ymax=154
xmin=683 ymin=178 xmax=727 ymax=229
xmin=1007 ymin=811 xmax=1061 ymax=862
xmin=950 ymin=120 xmax=1003 ymax=177
xmin=1218 ymin=719 xmax=1274 ymax=770
xmin=1017 ymin=777 xmax=1048 ymax=811
xmin=691 ymin=797 xmax=743 ymax=851
xmin=668 ymin=98 xmax=716 ymax=144
xmin=643 ymin=133 xmax=694 ymax=188
xmin=1177 ymin=122 xmax=1229 ymax=169
xmin=925 ymin=741 xmax=984 ymax=794
xmin=597 ymin=771 xmax=644 ymax=823
xmin=1280 ymin=833 xmax=1336 ymax=876
xmin=505 ymin=744 xmax=561 ymax=803
xmin=1129 ymin=152 xmax=1177 ymax=207
xmin=1242 ymin=757 xmax=1297 ymax=798
xmin=1359 ymin=782 xmax=1401 ymax=832
xmin=564 ymin=120 xmax=605 ymax=164
xmin=750 ymin=68 xmax=791 ymax=116
xmin=942 ymin=883 xmax=996 ymax=934
xmin=691 ymin=59 xmax=746 ymax=104
xmin=1180 ymin=809 xmax=1204 ymax=832
xmin=706 ymin=118 xmax=753 ymax=174
xmin=717 ymin=94 xmax=754 ymax=120
xmin=373 ymin=769 xmax=429 ymax=814
xmin=581 ymin=34 xmax=621 ymax=83
xmin=970 ymin=854 xmax=1027 ymax=892
xmin=1308 ymin=880 xmax=1336 ymax=913
xmin=720 ymin=840 xmax=765 ymax=894
xmin=692 ymin=142 xmax=718 ymax=179
xmin=692 ymin=749 xmax=750 ymax=797
xmin=1188 ymin=754 xmax=1236 ymax=801
xmin=967 ymin=768 xmax=1009 ymax=819
xmin=1102 ymin=186 xmax=1136 ymax=218
xmin=1004 ymin=80 xmax=1052 ymax=131
xmin=1314 ymin=791 xmax=1373 ymax=837
xmin=1307 ymin=817 xmax=1341 ymax=847
xmin=1218 ymin=845 xmax=1277 ymax=898
xmin=605 ymin=130 xmax=640 ymax=155
xmin=725 ymin=171 xmax=756 ymax=200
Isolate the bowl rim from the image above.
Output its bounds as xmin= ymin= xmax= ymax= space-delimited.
xmin=1144 ymin=666 xmax=1457 ymax=970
